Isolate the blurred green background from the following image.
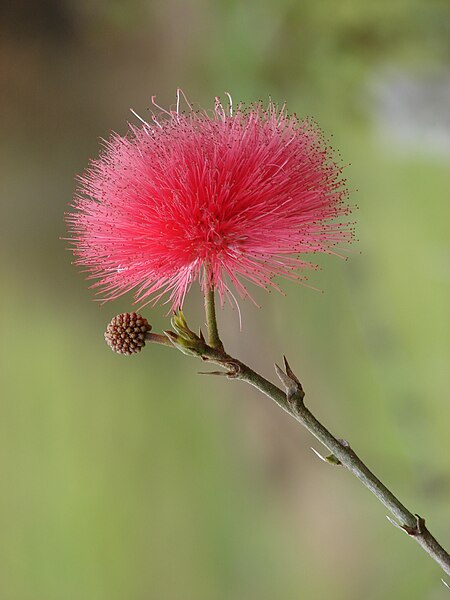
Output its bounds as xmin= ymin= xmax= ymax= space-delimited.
xmin=1 ymin=1 xmax=449 ymax=598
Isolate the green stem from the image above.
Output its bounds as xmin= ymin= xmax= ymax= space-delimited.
xmin=145 ymin=332 xmax=175 ymax=347
xmin=204 ymin=279 xmax=223 ymax=351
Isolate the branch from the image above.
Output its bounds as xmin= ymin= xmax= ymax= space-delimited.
xmin=196 ymin=343 xmax=450 ymax=575
xmin=133 ymin=310 xmax=450 ymax=575
xmin=196 ymin=292 xmax=450 ymax=576
xmin=241 ymin=357 xmax=450 ymax=575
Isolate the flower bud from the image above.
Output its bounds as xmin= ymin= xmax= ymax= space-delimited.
xmin=104 ymin=312 xmax=151 ymax=355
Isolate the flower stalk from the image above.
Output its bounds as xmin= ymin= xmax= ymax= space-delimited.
xmin=146 ymin=332 xmax=174 ymax=347
xmin=204 ymin=280 xmax=224 ymax=351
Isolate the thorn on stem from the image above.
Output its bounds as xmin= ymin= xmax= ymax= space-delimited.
xmin=274 ymin=363 xmax=295 ymax=394
xmin=311 ymin=447 xmax=341 ymax=465
xmin=198 ymin=360 xmax=241 ymax=379
xmin=386 ymin=516 xmax=408 ymax=534
xmin=275 ymin=358 xmax=304 ymax=405
xmin=198 ymin=370 xmax=228 ymax=376
xmin=401 ymin=514 xmax=426 ymax=536
xmin=283 ymin=356 xmax=302 ymax=388
xmin=386 ymin=514 xmax=426 ymax=537
xmin=311 ymin=447 xmax=328 ymax=462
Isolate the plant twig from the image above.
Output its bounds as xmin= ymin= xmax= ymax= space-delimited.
xmin=148 ymin=288 xmax=450 ymax=576
xmin=236 ymin=358 xmax=450 ymax=576
xmin=184 ymin=292 xmax=450 ymax=576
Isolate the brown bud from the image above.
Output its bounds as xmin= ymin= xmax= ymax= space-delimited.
xmin=104 ymin=312 xmax=151 ymax=355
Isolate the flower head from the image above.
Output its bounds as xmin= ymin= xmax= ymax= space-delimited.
xmin=67 ymin=93 xmax=352 ymax=310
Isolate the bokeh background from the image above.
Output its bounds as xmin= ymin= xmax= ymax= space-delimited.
xmin=1 ymin=1 xmax=449 ymax=598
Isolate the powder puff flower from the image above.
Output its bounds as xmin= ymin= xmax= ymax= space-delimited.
xmin=67 ymin=92 xmax=352 ymax=311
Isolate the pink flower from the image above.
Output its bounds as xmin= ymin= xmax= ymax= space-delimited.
xmin=67 ymin=94 xmax=352 ymax=310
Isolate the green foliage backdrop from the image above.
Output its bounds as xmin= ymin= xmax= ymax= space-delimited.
xmin=0 ymin=1 xmax=449 ymax=598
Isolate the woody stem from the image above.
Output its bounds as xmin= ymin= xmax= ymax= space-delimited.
xmin=230 ymin=360 xmax=450 ymax=576
xmin=195 ymin=292 xmax=450 ymax=577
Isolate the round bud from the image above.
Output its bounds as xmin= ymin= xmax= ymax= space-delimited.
xmin=104 ymin=312 xmax=152 ymax=355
